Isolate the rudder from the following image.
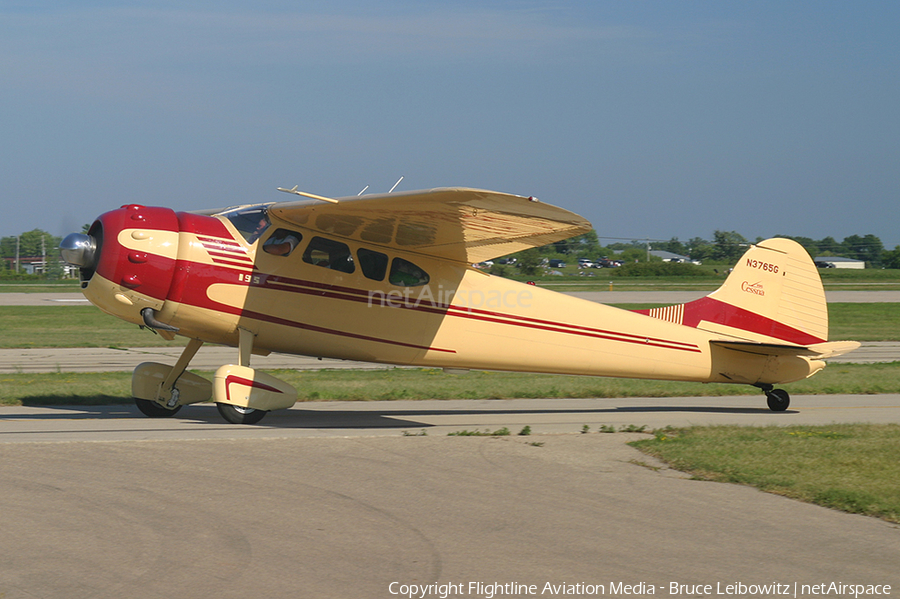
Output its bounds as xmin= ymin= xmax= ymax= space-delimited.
xmin=639 ymin=238 xmax=829 ymax=345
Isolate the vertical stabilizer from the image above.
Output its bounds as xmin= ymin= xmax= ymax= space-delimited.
xmin=637 ymin=238 xmax=829 ymax=345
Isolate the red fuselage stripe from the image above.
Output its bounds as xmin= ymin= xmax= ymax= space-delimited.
xmin=241 ymin=271 xmax=699 ymax=351
xmin=167 ymin=257 xmax=701 ymax=354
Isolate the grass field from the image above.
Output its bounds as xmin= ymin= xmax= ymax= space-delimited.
xmin=826 ymin=303 xmax=900 ymax=341
xmin=630 ymin=424 xmax=900 ymax=523
xmin=0 ymin=306 xmax=184 ymax=348
xmin=0 ymin=281 xmax=81 ymax=293
xmin=3 ymin=361 xmax=900 ymax=406
xmin=2 ymin=302 xmax=899 ymax=348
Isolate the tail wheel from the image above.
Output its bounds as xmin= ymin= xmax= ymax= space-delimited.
xmin=135 ymin=398 xmax=182 ymax=418
xmin=766 ymin=389 xmax=790 ymax=412
xmin=216 ymin=403 xmax=267 ymax=425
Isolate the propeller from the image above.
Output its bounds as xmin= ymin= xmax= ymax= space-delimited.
xmin=59 ymin=233 xmax=97 ymax=268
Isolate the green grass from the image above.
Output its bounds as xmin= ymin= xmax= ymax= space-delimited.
xmin=630 ymin=424 xmax=900 ymax=523
xmin=3 ymin=362 xmax=900 ymax=406
xmin=1 ymin=303 xmax=899 ymax=349
xmin=0 ymin=371 xmax=136 ymax=405
xmin=0 ymin=306 xmax=183 ymax=348
xmin=0 ymin=281 xmax=82 ymax=293
xmin=827 ymin=303 xmax=900 ymax=341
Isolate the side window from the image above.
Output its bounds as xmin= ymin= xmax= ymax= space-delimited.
xmin=389 ymin=257 xmax=429 ymax=287
xmin=262 ymin=229 xmax=302 ymax=257
xmin=302 ymin=236 xmax=355 ymax=274
xmin=357 ymin=248 xmax=388 ymax=281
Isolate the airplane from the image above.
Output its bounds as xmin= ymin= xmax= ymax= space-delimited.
xmin=59 ymin=187 xmax=859 ymax=424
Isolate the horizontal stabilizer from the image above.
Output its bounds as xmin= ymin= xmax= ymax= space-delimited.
xmin=710 ymin=340 xmax=818 ymax=356
xmin=710 ymin=339 xmax=861 ymax=359
xmin=807 ymin=341 xmax=862 ymax=359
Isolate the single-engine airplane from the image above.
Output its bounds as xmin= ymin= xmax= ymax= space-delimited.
xmin=60 ymin=187 xmax=859 ymax=424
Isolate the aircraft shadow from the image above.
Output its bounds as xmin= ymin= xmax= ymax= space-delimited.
xmin=201 ymin=404 xmax=795 ymax=429
xmin=0 ymin=403 xmax=796 ymax=427
xmin=2 ymin=403 xmax=147 ymax=420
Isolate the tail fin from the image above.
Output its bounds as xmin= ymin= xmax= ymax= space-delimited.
xmin=638 ymin=238 xmax=829 ymax=345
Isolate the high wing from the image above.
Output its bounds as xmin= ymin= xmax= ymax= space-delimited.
xmin=266 ymin=187 xmax=592 ymax=264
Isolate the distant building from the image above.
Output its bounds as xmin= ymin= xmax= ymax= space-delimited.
xmin=2 ymin=256 xmax=47 ymax=274
xmin=814 ymin=256 xmax=865 ymax=269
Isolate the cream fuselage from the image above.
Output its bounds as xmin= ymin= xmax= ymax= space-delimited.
xmin=82 ymin=205 xmax=820 ymax=388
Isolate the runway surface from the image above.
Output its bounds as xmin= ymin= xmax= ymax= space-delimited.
xmin=4 ymin=394 xmax=900 ymax=442
xmin=2 ymin=292 xmax=899 ymax=598
xmin=1 ymin=395 xmax=899 ymax=598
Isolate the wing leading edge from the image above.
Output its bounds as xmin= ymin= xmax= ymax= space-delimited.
xmin=267 ymin=187 xmax=592 ymax=264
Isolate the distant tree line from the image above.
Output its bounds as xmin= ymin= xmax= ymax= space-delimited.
xmin=503 ymin=230 xmax=900 ymax=275
xmin=651 ymin=232 xmax=891 ymax=267
xmin=0 ymin=229 xmax=64 ymax=279
xmin=1 ymin=226 xmax=898 ymax=281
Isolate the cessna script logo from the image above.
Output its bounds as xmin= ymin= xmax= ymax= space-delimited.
xmin=741 ymin=281 xmax=765 ymax=296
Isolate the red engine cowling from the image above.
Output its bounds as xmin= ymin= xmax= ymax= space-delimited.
xmin=81 ymin=204 xmax=181 ymax=324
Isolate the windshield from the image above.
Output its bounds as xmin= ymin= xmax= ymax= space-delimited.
xmin=219 ymin=205 xmax=271 ymax=243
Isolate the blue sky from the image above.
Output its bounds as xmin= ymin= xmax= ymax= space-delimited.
xmin=2 ymin=1 xmax=899 ymax=248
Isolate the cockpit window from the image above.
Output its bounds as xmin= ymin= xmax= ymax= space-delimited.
xmin=220 ymin=206 xmax=271 ymax=243
xmin=303 ymin=236 xmax=355 ymax=274
xmin=389 ymin=258 xmax=429 ymax=287
xmin=263 ymin=229 xmax=302 ymax=257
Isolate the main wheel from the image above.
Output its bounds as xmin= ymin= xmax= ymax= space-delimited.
xmin=216 ymin=403 xmax=267 ymax=425
xmin=766 ymin=389 xmax=790 ymax=412
xmin=135 ymin=398 xmax=182 ymax=418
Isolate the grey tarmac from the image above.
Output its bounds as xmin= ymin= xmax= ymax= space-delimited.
xmin=4 ymin=394 xmax=900 ymax=443
xmin=1 ymin=395 xmax=899 ymax=598
xmin=2 ymin=292 xmax=899 ymax=598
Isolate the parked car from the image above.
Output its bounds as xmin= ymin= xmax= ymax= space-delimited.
xmin=593 ymin=258 xmax=621 ymax=268
xmin=548 ymin=259 xmax=566 ymax=268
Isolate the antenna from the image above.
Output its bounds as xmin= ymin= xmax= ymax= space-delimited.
xmin=389 ymin=176 xmax=404 ymax=193
xmin=276 ymin=185 xmax=340 ymax=204
xmin=357 ymin=185 xmax=369 ymax=196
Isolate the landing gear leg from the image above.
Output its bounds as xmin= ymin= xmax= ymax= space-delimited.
xmin=755 ymin=383 xmax=790 ymax=412
xmin=134 ymin=338 xmax=205 ymax=418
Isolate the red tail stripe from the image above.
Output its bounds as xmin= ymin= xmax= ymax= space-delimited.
xmin=637 ymin=297 xmax=826 ymax=346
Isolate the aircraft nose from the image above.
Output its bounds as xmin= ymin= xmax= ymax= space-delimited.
xmin=59 ymin=233 xmax=98 ymax=269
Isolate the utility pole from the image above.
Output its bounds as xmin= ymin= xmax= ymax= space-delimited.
xmin=15 ymin=236 xmax=19 ymax=273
